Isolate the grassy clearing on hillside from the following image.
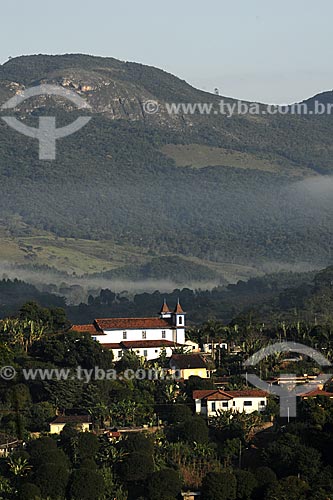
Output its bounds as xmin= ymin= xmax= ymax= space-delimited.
xmin=0 ymin=231 xmax=259 ymax=284
xmin=161 ymin=144 xmax=314 ymax=176
xmin=0 ymin=235 xmax=148 ymax=275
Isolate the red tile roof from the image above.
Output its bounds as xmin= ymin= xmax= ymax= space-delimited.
xmin=69 ymin=324 xmax=107 ymax=336
xmin=70 ymin=324 xmax=104 ymax=334
xmin=94 ymin=317 xmax=172 ymax=331
xmin=100 ymin=340 xmax=181 ymax=350
xmin=206 ymin=391 xmax=232 ymax=401
xmin=193 ymin=389 xmax=268 ymax=400
xmin=107 ymin=431 xmax=121 ymax=438
xmin=193 ymin=390 xmax=218 ymax=400
xmin=160 ymin=300 xmax=171 ymax=313
xmin=227 ymin=390 xmax=269 ymax=398
xmin=51 ymin=415 xmax=91 ymax=424
xmin=101 ymin=343 xmax=122 ymax=349
xmin=300 ymin=389 xmax=333 ymax=398
xmin=174 ymin=300 xmax=185 ymax=314
xmin=193 ymin=389 xmax=234 ymax=400
xmin=171 ymin=354 xmax=207 ymax=369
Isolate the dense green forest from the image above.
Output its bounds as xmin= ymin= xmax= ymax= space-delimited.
xmin=67 ymin=266 xmax=333 ymax=325
xmin=87 ymin=256 xmax=222 ymax=283
xmin=0 ymin=54 xmax=332 ymax=280
xmin=0 ymin=279 xmax=66 ymax=318
xmin=0 ymin=266 xmax=332 ymax=327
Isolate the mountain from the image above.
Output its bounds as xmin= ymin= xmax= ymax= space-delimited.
xmin=0 ymin=54 xmax=332 ymax=286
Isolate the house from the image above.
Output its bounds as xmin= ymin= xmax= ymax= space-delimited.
xmin=193 ymin=389 xmax=268 ymax=417
xmin=0 ymin=434 xmax=21 ymax=456
xmin=70 ymin=300 xmax=186 ymax=361
xmin=103 ymin=430 xmax=122 ymax=441
xmin=184 ymin=340 xmax=200 ymax=352
xmin=49 ymin=415 xmax=92 ymax=434
xmin=268 ymin=374 xmax=320 ymax=386
xmin=299 ymin=389 xmax=333 ymax=400
xmin=170 ymin=353 xmax=211 ymax=380
xmin=202 ymin=340 xmax=228 ymax=354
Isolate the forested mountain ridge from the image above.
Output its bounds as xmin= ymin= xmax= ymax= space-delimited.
xmin=1 ymin=265 xmax=331 ymax=327
xmin=0 ymin=54 xmax=332 ymax=283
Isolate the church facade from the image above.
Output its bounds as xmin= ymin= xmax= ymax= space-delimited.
xmin=70 ymin=300 xmax=186 ymax=361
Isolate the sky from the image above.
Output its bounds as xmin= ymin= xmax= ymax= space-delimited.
xmin=1 ymin=0 xmax=332 ymax=104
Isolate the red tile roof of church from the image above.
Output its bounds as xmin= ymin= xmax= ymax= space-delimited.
xmin=96 ymin=340 xmax=183 ymax=350
xmin=94 ymin=317 xmax=171 ymax=330
xmin=69 ymin=324 xmax=104 ymax=335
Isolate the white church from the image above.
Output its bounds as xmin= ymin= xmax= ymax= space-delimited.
xmin=71 ymin=300 xmax=186 ymax=361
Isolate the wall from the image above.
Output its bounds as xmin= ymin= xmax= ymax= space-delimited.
xmin=98 ymin=327 xmax=185 ymax=345
xmin=207 ymin=397 xmax=267 ymax=415
xmin=177 ymin=367 xmax=208 ymax=380
xmin=195 ymin=397 xmax=267 ymax=416
xmin=112 ymin=345 xmax=174 ymax=361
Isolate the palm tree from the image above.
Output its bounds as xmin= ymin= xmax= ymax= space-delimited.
xmin=7 ymin=456 xmax=31 ymax=477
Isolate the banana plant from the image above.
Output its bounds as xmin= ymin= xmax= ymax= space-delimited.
xmin=7 ymin=456 xmax=31 ymax=477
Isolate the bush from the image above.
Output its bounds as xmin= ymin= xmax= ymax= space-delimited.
xmin=201 ymin=471 xmax=237 ymax=500
xmin=78 ymin=432 xmax=99 ymax=460
xmin=180 ymin=416 xmax=210 ymax=444
xmin=168 ymin=404 xmax=192 ymax=424
xmin=18 ymin=483 xmax=41 ymax=500
xmin=35 ymin=462 xmax=69 ymax=499
xmin=118 ymin=452 xmax=154 ymax=483
xmin=69 ymin=468 xmax=105 ymax=500
xmin=146 ymin=468 xmax=182 ymax=500
xmin=235 ymin=469 xmax=257 ymax=500
xmin=122 ymin=433 xmax=154 ymax=455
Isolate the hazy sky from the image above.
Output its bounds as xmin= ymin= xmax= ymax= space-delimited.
xmin=1 ymin=0 xmax=332 ymax=104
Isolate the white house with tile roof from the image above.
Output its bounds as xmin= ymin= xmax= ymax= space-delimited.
xmin=70 ymin=300 xmax=186 ymax=361
xmin=193 ymin=389 xmax=268 ymax=417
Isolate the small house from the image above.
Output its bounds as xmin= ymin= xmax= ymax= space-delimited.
xmin=170 ymin=354 xmax=211 ymax=380
xmin=49 ymin=415 xmax=92 ymax=434
xmin=193 ymin=389 xmax=268 ymax=417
